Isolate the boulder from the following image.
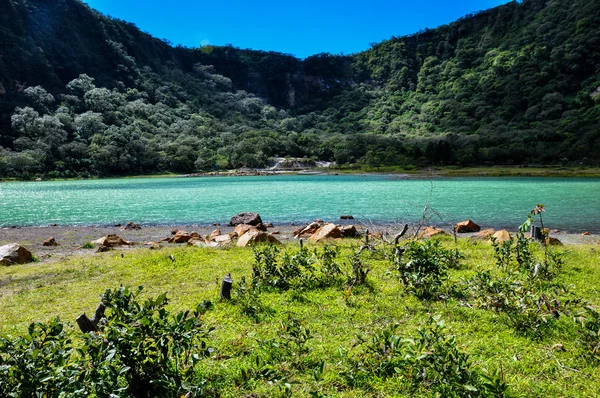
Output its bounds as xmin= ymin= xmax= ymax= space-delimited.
xmin=419 ymin=227 xmax=447 ymax=238
xmin=120 ymin=222 xmax=141 ymax=231
xmin=340 ymin=215 xmax=354 ymax=220
xmin=43 ymin=237 xmax=59 ymax=247
xmin=237 ymin=231 xmax=282 ymax=247
xmin=474 ymin=228 xmax=496 ymax=240
xmin=340 ymin=225 xmax=360 ymax=238
xmin=454 ymin=220 xmax=481 ymax=233
xmin=491 ymin=230 xmax=511 ymax=243
xmin=0 ymin=244 xmax=33 ymax=265
xmin=190 ymin=231 xmax=201 ymax=239
xmin=92 ymin=234 xmax=131 ymax=247
xmin=228 ymin=212 xmax=263 ymax=226
xmin=294 ymin=222 xmax=322 ymax=238
xmin=309 ymin=223 xmax=342 ymax=242
xmin=233 ymin=224 xmax=258 ymax=238
xmin=209 ymin=229 xmax=222 ymax=240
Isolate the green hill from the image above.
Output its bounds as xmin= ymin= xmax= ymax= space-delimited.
xmin=0 ymin=0 xmax=599 ymax=177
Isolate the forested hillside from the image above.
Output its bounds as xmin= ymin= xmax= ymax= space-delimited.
xmin=0 ymin=0 xmax=598 ymax=178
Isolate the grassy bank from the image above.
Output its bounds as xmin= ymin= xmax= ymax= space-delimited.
xmin=1 ymin=237 xmax=599 ymax=396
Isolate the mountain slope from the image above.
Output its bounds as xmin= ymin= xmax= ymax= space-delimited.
xmin=0 ymin=0 xmax=599 ymax=177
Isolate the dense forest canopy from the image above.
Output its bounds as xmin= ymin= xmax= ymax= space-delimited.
xmin=0 ymin=0 xmax=599 ymax=178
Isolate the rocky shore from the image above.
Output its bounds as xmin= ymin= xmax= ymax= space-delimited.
xmin=1 ymin=219 xmax=598 ymax=265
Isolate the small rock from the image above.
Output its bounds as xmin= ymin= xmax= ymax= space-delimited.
xmin=0 ymin=243 xmax=33 ymax=265
xmin=552 ymin=343 xmax=566 ymax=351
xmin=582 ymin=231 xmax=590 ymax=236
xmin=340 ymin=225 xmax=360 ymax=238
xmin=96 ymin=245 xmax=112 ymax=253
xmin=545 ymin=237 xmax=563 ymax=246
xmin=91 ymin=234 xmax=131 ymax=247
xmin=264 ymin=222 xmax=274 ymax=228
xmin=271 ymin=230 xmax=280 ymax=235
xmin=340 ymin=215 xmax=354 ymax=220
xmin=212 ymin=222 xmax=221 ymax=226
xmin=120 ymin=222 xmax=141 ymax=231
xmin=454 ymin=220 xmax=481 ymax=233
xmin=474 ymin=228 xmax=495 ymax=240
xmin=213 ymin=234 xmax=232 ymax=244
xmin=419 ymin=227 xmax=447 ymax=239
xmin=43 ymin=237 xmax=59 ymax=247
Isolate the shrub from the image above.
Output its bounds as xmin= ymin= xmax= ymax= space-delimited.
xmin=395 ymin=240 xmax=463 ymax=299
xmin=574 ymin=306 xmax=600 ymax=361
xmin=346 ymin=316 xmax=509 ymax=396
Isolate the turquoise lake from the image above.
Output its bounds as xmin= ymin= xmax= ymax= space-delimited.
xmin=0 ymin=175 xmax=599 ymax=232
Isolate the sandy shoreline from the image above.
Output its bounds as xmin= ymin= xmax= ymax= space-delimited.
xmin=1 ymin=222 xmax=598 ymax=263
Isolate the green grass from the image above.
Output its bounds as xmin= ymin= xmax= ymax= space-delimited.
xmin=1 ymin=238 xmax=599 ymax=396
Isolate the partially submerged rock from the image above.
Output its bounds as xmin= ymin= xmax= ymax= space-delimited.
xmin=43 ymin=237 xmax=59 ymax=247
xmin=454 ymin=220 xmax=481 ymax=233
xmin=0 ymin=243 xmax=33 ymax=265
xmin=228 ymin=212 xmax=263 ymax=227
xmin=340 ymin=215 xmax=354 ymax=220
xmin=419 ymin=227 xmax=447 ymax=238
xmin=120 ymin=222 xmax=141 ymax=230
xmin=309 ymin=223 xmax=342 ymax=242
xmin=237 ymin=231 xmax=282 ymax=247
xmin=92 ymin=234 xmax=131 ymax=247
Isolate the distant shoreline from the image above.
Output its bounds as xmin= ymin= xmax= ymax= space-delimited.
xmin=2 ymin=166 xmax=600 ymax=183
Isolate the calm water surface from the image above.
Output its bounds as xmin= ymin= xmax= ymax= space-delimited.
xmin=0 ymin=175 xmax=599 ymax=232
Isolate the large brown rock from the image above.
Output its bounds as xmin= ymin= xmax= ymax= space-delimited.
xmin=294 ymin=222 xmax=322 ymax=238
xmin=491 ymin=230 xmax=511 ymax=243
xmin=43 ymin=237 xmax=59 ymax=247
xmin=309 ymin=223 xmax=342 ymax=242
xmin=419 ymin=227 xmax=447 ymax=238
xmin=454 ymin=220 xmax=481 ymax=233
xmin=237 ymin=231 xmax=282 ymax=247
xmin=228 ymin=212 xmax=263 ymax=226
xmin=169 ymin=231 xmax=192 ymax=244
xmin=92 ymin=234 xmax=131 ymax=247
xmin=474 ymin=228 xmax=496 ymax=240
xmin=232 ymin=224 xmax=258 ymax=238
xmin=0 ymin=244 xmax=33 ymax=265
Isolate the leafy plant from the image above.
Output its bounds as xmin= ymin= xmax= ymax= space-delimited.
xmin=346 ymin=316 xmax=509 ymax=396
xmin=574 ymin=306 xmax=600 ymax=361
xmin=395 ymin=240 xmax=462 ymax=299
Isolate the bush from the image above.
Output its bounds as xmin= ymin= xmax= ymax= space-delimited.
xmin=346 ymin=316 xmax=509 ymax=396
xmin=252 ymin=244 xmax=345 ymax=291
xmin=395 ymin=240 xmax=463 ymax=299
xmin=0 ymin=287 xmax=214 ymax=398
xmin=575 ymin=306 xmax=600 ymax=361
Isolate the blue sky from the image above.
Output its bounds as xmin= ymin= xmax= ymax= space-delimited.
xmin=84 ymin=0 xmax=511 ymax=58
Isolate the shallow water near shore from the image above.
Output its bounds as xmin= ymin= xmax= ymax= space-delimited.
xmin=1 ymin=175 xmax=599 ymax=232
